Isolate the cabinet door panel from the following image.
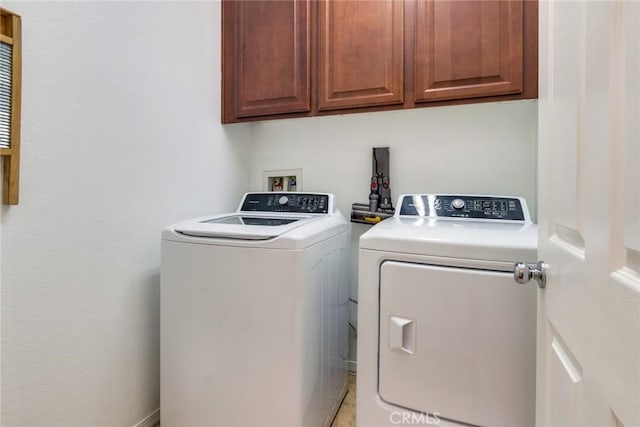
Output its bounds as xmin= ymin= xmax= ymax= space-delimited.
xmin=318 ymin=0 xmax=403 ymax=110
xmin=224 ymin=0 xmax=310 ymax=119
xmin=415 ymin=0 xmax=523 ymax=102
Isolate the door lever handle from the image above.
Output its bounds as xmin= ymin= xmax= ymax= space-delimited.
xmin=514 ymin=261 xmax=547 ymax=289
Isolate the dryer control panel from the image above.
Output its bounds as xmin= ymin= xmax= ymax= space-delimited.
xmin=240 ymin=193 xmax=330 ymax=214
xmin=398 ymin=194 xmax=527 ymax=221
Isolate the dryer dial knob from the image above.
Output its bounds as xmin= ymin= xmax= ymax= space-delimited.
xmin=278 ymin=196 xmax=289 ymax=205
xmin=451 ymin=198 xmax=465 ymax=210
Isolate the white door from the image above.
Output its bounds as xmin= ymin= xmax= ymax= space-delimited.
xmin=537 ymin=1 xmax=639 ymax=426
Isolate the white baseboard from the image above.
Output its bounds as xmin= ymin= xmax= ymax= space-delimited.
xmin=348 ymin=360 xmax=357 ymax=374
xmin=133 ymin=408 xmax=160 ymax=427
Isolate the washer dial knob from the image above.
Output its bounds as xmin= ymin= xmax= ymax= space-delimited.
xmin=278 ymin=196 xmax=289 ymax=205
xmin=451 ymin=198 xmax=466 ymax=210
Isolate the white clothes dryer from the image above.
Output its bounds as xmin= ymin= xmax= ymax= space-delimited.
xmin=357 ymin=194 xmax=537 ymax=427
xmin=161 ymin=192 xmax=349 ymax=427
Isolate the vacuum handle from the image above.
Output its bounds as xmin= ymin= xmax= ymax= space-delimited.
xmin=369 ymin=176 xmax=380 ymax=212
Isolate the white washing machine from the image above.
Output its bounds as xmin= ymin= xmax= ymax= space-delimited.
xmin=357 ymin=194 xmax=538 ymax=427
xmin=161 ymin=192 xmax=349 ymax=427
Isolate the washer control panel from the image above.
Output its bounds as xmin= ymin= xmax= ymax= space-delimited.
xmin=398 ymin=194 xmax=526 ymax=221
xmin=240 ymin=193 xmax=330 ymax=214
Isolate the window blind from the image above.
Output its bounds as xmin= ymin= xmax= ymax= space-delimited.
xmin=0 ymin=41 xmax=12 ymax=149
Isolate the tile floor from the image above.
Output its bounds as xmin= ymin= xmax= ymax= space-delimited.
xmin=155 ymin=374 xmax=357 ymax=427
xmin=331 ymin=374 xmax=356 ymax=427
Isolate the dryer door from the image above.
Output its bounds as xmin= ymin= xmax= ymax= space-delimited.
xmin=378 ymin=261 xmax=536 ymax=427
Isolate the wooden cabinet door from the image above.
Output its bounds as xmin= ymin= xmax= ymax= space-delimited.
xmin=222 ymin=0 xmax=310 ymax=121
xmin=318 ymin=0 xmax=404 ymax=110
xmin=414 ymin=0 xmax=524 ymax=102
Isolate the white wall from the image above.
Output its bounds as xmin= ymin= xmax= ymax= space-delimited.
xmin=249 ymin=100 xmax=538 ymax=363
xmin=0 ymin=2 xmax=251 ymax=426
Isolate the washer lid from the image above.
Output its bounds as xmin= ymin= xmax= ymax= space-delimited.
xmin=163 ymin=211 xmax=348 ymax=249
xmin=359 ymin=216 xmax=538 ymax=263
xmin=172 ymin=214 xmax=321 ymax=240
xmin=162 ymin=192 xmax=347 ymax=249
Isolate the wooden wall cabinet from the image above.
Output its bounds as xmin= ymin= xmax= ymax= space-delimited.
xmin=222 ymin=0 xmax=311 ymax=121
xmin=318 ymin=0 xmax=404 ymax=110
xmin=222 ymin=0 xmax=537 ymax=124
xmin=415 ymin=0 xmax=524 ymax=102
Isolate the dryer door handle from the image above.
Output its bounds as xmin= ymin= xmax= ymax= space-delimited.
xmin=389 ymin=316 xmax=415 ymax=355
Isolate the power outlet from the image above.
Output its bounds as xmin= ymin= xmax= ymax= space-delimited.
xmin=263 ymin=169 xmax=302 ymax=192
